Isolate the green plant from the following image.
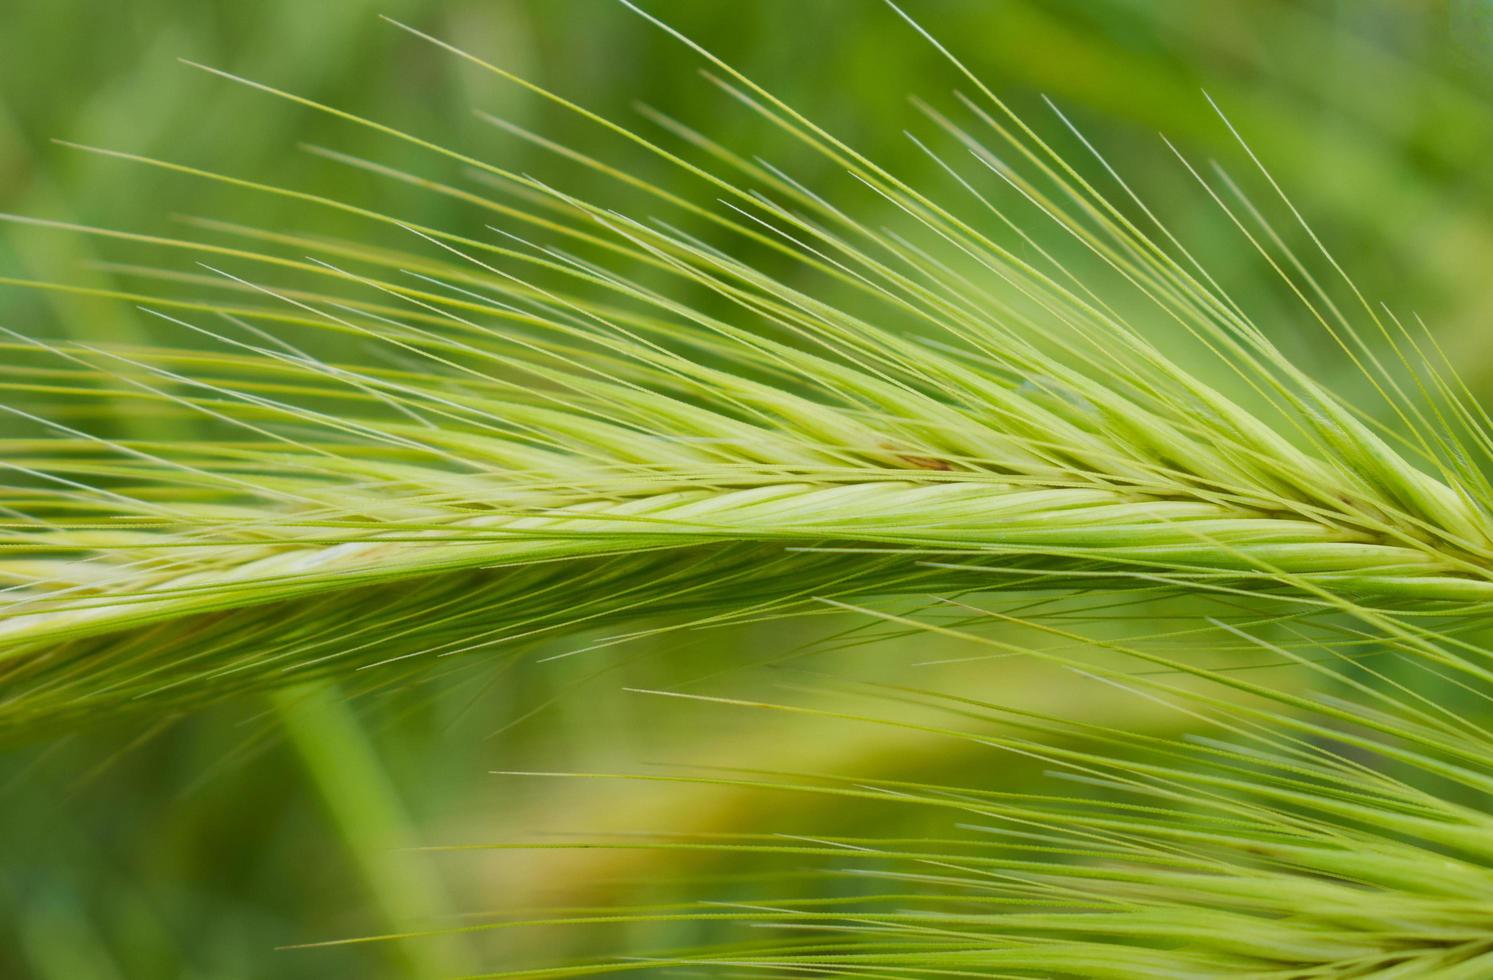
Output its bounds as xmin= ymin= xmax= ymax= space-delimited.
xmin=3 ymin=2 xmax=1492 ymax=976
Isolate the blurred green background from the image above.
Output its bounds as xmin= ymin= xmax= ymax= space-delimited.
xmin=3 ymin=1 xmax=1493 ymax=976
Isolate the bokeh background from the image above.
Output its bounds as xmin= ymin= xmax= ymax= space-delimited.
xmin=3 ymin=1 xmax=1492 ymax=976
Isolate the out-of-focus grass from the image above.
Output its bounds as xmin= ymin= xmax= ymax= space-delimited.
xmin=2 ymin=1 xmax=1492 ymax=976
